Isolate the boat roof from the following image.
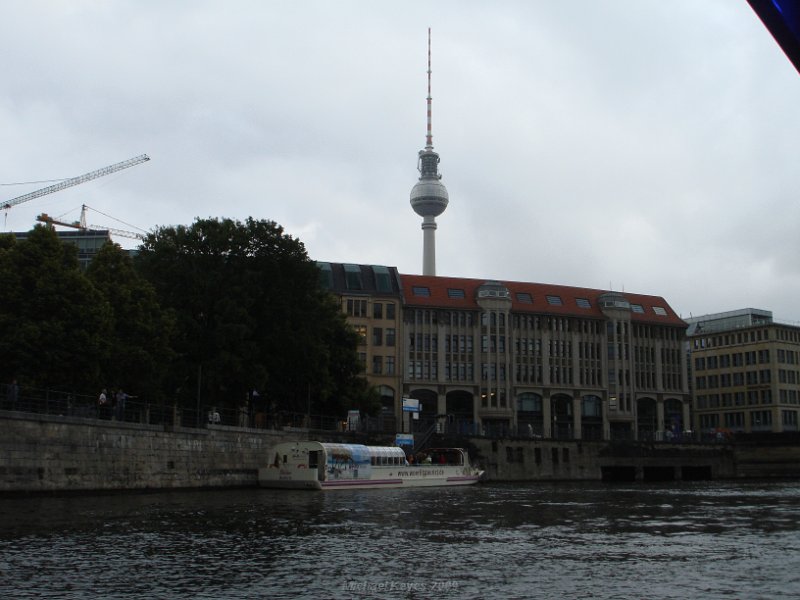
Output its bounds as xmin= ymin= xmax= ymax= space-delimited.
xmin=321 ymin=443 xmax=406 ymax=458
xmin=276 ymin=441 xmax=406 ymax=458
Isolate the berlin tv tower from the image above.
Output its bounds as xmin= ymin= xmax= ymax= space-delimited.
xmin=410 ymin=28 xmax=449 ymax=277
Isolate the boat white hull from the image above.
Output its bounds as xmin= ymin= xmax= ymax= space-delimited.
xmin=258 ymin=441 xmax=484 ymax=491
xmin=259 ymin=465 xmax=483 ymax=491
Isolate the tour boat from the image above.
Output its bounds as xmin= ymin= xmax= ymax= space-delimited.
xmin=258 ymin=441 xmax=484 ymax=490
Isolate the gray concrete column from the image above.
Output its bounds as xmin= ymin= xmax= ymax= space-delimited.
xmin=683 ymin=400 xmax=691 ymax=434
xmin=572 ymin=394 xmax=582 ymax=440
xmin=543 ymin=390 xmax=552 ymax=438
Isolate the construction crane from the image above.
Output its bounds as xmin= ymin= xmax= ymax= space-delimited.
xmin=37 ymin=204 xmax=146 ymax=241
xmin=2 ymin=154 xmax=150 ymax=211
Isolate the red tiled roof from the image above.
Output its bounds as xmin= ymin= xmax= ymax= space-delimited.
xmin=399 ymin=274 xmax=686 ymax=327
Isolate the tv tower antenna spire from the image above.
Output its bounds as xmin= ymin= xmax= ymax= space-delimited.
xmin=410 ymin=28 xmax=449 ymax=276
xmin=426 ymin=27 xmax=433 ymax=150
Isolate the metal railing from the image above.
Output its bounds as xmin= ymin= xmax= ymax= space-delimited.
xmin=0 ymin=384 xmax=389 ymax=433
xmin=4 ymin=384 xmax=792 ymax=444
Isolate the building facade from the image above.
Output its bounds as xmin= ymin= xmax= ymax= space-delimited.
xmin=14 ymin=228 xmax=113 ymax=269
xmin=323 ymin=262 xmax=691 ymax=442
xmin=686 ymin=309 xmax=800 ymax=434
xmin=317 ymin=262 xmax=404 ymax=430
xmin=401 ymin=275 xmax=689 ymax=441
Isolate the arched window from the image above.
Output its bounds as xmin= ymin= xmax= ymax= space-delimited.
xmin=378 ymin=385 xmax=395 ymax=413
xmin=517 ymin=392 xmax=542 ymax=413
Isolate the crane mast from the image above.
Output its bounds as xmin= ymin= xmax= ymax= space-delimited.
xmin=2 ymin=154 xmax=150 ymax=210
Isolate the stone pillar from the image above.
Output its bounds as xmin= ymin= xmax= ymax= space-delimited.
xmin=682 ymin=400 xmax=691 ymax=436
xmin=543 ymin=390 xmax=552 ymax=438
xmin=572 ymin=395 xmax=582 ymax=440
xmin=541 ymin=332 xmax=551 ymax=385
xmin=656 ymin=397 xmax=665 ymax=441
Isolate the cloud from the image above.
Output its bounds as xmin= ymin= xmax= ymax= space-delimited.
xmin=1 ymin=0 xmax=799 ymax=321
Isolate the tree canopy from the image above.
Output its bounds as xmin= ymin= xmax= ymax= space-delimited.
xmin=0 ymin=226 xmax=111 ymax=390
xmin=135 ymin=217 xmax=374 ymax=415
xmin=86 ymin=242 xmax=175 ymax=402
xmin=0 ymin=218 xmax=375 ymax=420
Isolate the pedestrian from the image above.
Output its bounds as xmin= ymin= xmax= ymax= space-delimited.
xmin=98 ymin=388 xmax=108 ymax=419
xmin=115 ymin=389 xmax=128 ymax=421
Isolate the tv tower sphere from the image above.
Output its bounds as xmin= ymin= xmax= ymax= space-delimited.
xmin=410 ymin=152 xmax=449 ymax=218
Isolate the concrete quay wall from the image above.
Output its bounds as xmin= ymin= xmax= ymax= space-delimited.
xmin=1 ymin=413 xmax=798 ymax=493
xmin=468 ymin=438 xmax=772 ymax=482
xmin=0 ymin=411 xmax=298 ymax=493
xmin=732 ymin=444 xmax=800 ymax=479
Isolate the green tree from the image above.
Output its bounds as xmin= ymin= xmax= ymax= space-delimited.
xmin=135 ymin=217 xmax=370 ymax=417
xmin=86 ymin=242 xmax=175 ymax=403
xmin=0 ymin=225 xmax=111 ymax=391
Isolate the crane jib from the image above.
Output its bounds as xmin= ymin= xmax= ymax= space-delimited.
xmin=2 ymin=154 xmax=150 ymax=210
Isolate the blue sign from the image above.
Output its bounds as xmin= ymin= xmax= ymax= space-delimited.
xmin=395 ymin=434 xmax=414 ymax=447
xmin=402 ymin=398 xmax=421 ymax=412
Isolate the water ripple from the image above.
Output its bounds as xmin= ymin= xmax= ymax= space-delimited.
xmin=0 ymin=481 xmax=798 ymax=599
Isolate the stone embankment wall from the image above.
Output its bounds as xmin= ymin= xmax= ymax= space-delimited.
xmin=2 ymin=412 xmax=799 ymax=493
xmin=469 ymin=438 xmax=741 ymax=482
xmin=732 ymin=444 xmax=800 ymax=479
xmin=0 ymin=411 xmax=299 ymax=493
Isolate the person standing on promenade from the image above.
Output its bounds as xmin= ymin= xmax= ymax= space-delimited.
xmin=98 ymin=389 xmax=108 ymax=419
xmin=115 ymin=389 xmax=128 ymax=421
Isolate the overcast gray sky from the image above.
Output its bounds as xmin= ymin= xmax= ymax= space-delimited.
xmin=2 ymin=1 xmax=799 ymax=322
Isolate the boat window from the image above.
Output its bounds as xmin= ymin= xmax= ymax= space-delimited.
xmin=308 ymin=451 xmax=319 ymax=468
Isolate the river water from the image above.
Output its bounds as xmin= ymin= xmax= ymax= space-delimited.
xmin=0 ymin=481 xmax=798 ymax=599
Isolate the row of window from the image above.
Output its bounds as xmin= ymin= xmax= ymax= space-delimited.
xmin=776 ymin=329 xmax=800 ymax=343
xmin=515 ymin=315 xmax=602 ymax=334
xmin=406 ymin=333 xmax=674 ymax=373
xmin=336 ymin=264 xmax=393 ymax=292
xmin=481 ymin=389 xmax=508 ymax=408
xmin=696 ymin=390 xmax=776 ymax=408
xmin=692 ymin=328 xmax=772 ymax=349
xmin=346 ymin=299 xmax=397 ymax=320
xmin=696 ymin=370 xmax=773 ymax=389
xmin=369 ymin=455 xmax=404 ymax=466
xmin=354 ymin=326 xmax=399 ymax=347
xmin=635 ymin=371 xmax=681 ymax=391
xmin=446 ymin=335 xmax=474 ymax=354
xmin=411 ymin=361 xmax=613 ymax=389
xmin=517 ymin=394 xmax=603 ymax=417
xmin=698 ymin=409 xmax=798 ymax=429
xmin=410 ymin=286 xmax=672 ymax=319
xmin=408 ymin=309 xmax=680 ymax=340
xmin=695 ymin=350 xmax=771 ymax=370
xmin=370 ymin=356 xmax=396 ymax=376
